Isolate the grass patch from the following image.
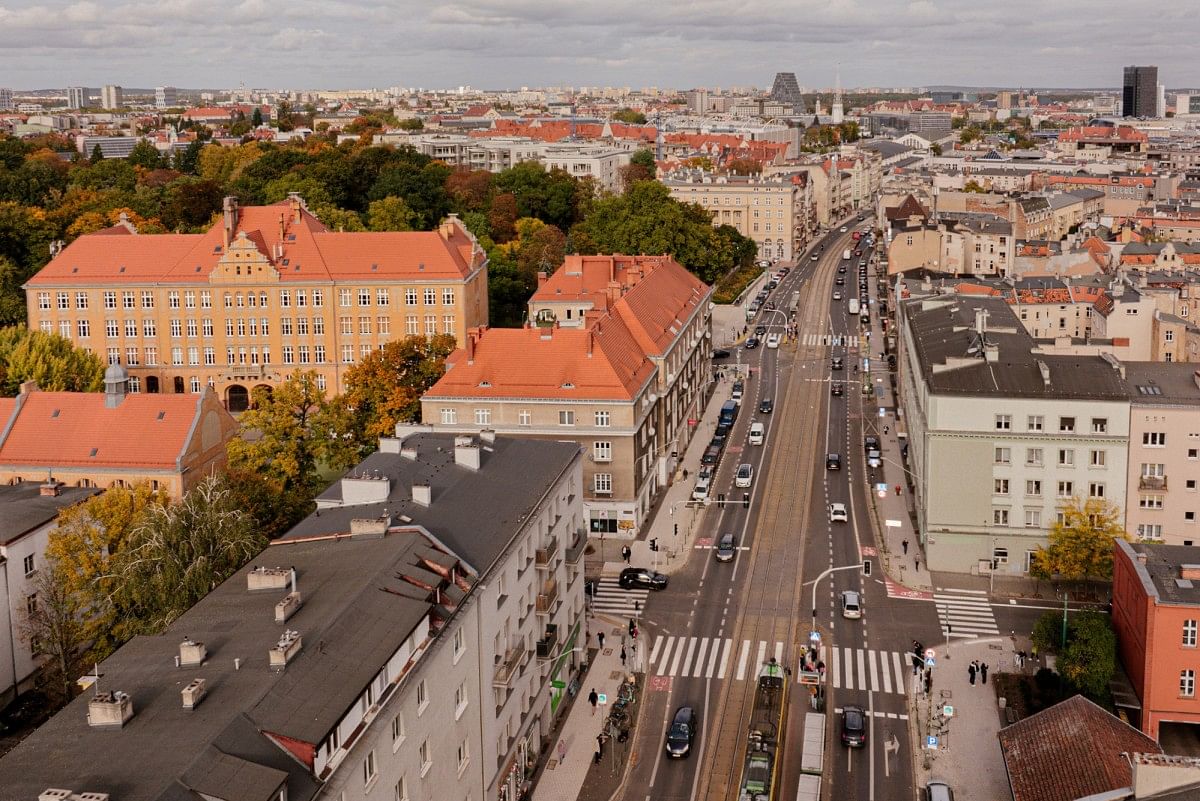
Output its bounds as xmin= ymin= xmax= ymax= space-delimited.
xmin=713 ymin=262 xmax=765 ymax=305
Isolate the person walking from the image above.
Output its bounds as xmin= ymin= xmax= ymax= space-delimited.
xmin=598 ymin=631 xmax=605 ymax=651
xmin=588 ymin=688 xmax=598 ymax=715
xmin=894 ymin=484 xmax=902 ymax=496
xmin=968 ymin=662 xmax=977 ymax=686
xmin=621 ymin=545 xmax=631 ymax=564
xmin=902 ymin=539 xmax=909 ymax=555
xmin=620 ymin=646 xmax=627 ymax=667
xmin=557 ymin=739 xmax=567 ymax=762
xmin=981 ymin=662 xmax=989 ymax=684
xmin=884 ymin=425 xmax=889 ymax=435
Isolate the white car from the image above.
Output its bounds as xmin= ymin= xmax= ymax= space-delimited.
xmin=833 ymin=291 xmax=842 ymax=301
xmin=867 ymin=449 xmax=882 ymax=469
xmin=841 ymin=590 xmax=862 ymax=619
xmin=840 ymin=226 xmax=848 ymax=232
xmin=748 ymin=422 xmax=766 ymax=445
xmin=692 ymin=474 xmax=712 ymax=501
xmin=735 ymin=463 xmax=754 ymax=488
xmin=811 ymin=253 xmax=819 ymax=261
xmin=829 ymin=502 xmax=848 ymax=523
xmin=766 ymin=333 xmax=781 ymax=349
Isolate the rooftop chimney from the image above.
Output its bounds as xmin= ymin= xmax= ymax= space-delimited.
xmin=440 ymin=213 xmax=460 ymax=240
xmin=181 ymin=678 xmax=207 ymax=710
xmin=222 ymin=196 xmax=238 ymax=249
xmin=179 ymin=638 xmax=207 ymax=667
xmin=287 ymin=192 xmax=304 ymax=224
xmin=269 ymin=629 xmax=302 ymax=670
xmin=537 ymin=271 xmax=548 ymax=288
xmin=39 ymin=478 xmax=63 ymax=497
xmin=87 ymin=691 xmax=134 ymax=728
xmin=454 ymin=436 xmax=481 ymax=470
xmin=1037 ymin=359 xmax=1051 ymax=388
xmin=412 ymin=483 xmax=433 ymax=507
xmin=1182 ymin=565 xmax=1200 ymax=581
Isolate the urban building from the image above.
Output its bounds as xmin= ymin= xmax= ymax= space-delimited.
xmin=0 ymin=365 xmax=238 ymax=498
xmin=0 ymin=479 xmax=100 ymax=707
xmin=864 ymin=111 xmax=953 ymax=140
xmin=100 ymin=84 xmax=123 ymax=109
xmin=154 ymin=85 xmax=177 ymax=109
xmin=0 ymin=430 xmax=586 ymax=801
xmin=0 ymin=88 xmax=12 ymax=111
xmin=1113 ymin=540 xmax=1200 ymax=740
xmin=75 ymin=135 xmax=142 ymax=159
xmin=540 ymin=142 xmax=631 ymax=194
xmin=886 ymin=217 xmax=1015 ymax=277
xmin=65 ymin=86 xmax=88 ymax=110
xmin=422 ymin=254 xmax=711 ymax=538
xmin=1123 ymin=66 xmax=1159 ymax=118
xmin=1122 ymin=363 xmax=1200 ymax=544
xmin=23 ymin=196 xmax=489 ymax=409
xmin=1176 ymin=93 xmax=1200 ymax=116
xmin=769 ymin=72 xmax=807 ymax=114
xmin=898 ymin=295 xmax=1131 ymax=575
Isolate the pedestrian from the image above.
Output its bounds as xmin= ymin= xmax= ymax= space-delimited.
xmin=915 ymin=557 xmax=921 ymax=571
xmin=1017 ymin=650 xmax=1026 ymax=669
xmin=557 ymin=739 xmax=567 ymax=762
xmin=894 ymin=484 xmax=902 ymax=496
xmin=968 ymin=662 xmax=977 ymax=686
xmin=620 ymin=646 xmax=627 ymax=667
xmin=598 ymin=631 xmax=605 ymax=651
xmin=682 ymin=468 xmax=689 ymax=480
xmin=593 ymin=750 xmax=602 ymax=765
xmin=588 ymin=688 xmax=598 ymax=715
xmin=621 ymin=545 xmax=631 ymax=564
xmin=884 ymin=425 xmax=890 ymax=435
xmin=902 ymin=539 xmax=909 ymax=555
xmin=981 ymin=662 xmax=989 ymax=684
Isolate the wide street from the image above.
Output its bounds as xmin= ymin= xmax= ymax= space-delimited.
xmin=597 ymin=215 xmax=1070 ymax=801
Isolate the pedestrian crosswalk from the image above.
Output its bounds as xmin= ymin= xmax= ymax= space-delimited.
xmin=801 ymin=333 xmax=862 ymax=348
xmin=589 ymin=577 xmax=649 ymax=617
xmin=645 ymin=636 xmax=912 ymax=695
xmin=934 ymin=589 xmax=1000 ymax=638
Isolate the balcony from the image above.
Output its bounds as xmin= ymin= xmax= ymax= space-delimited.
xmin=536 ymin=580 xmax=560 ymax=616
xmin=536 ymin=624 xmax=560 ymax=660
xmin=1140 ymin=475 xmax=1168 ymax=491
xmin=565 ymin=529 xmax=586 ymax=564
xmin=535 ymin=539 xmax=559 ymax=570
xmin=493 ymin=646 xmax=529 ymax=688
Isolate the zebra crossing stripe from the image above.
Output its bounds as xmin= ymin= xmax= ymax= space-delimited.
xmin=668 ymin=637 xmax=686 ymax=676
xmin=869 ymin=650 xmax=880 ymax=693
xmin=736 ymin=640 xmax=751 ymax=681
xmin=774 ymin=641 xmax=784 ymax=665
xmin=655 ymin=636 xmax=674 ymax=675
xmin=892 ymin=652 xmax=905 ymax=691
xmin=844 ymin=647 xmax=854 ymax=691
xmin=681 ymin=638 xmax=697 ymax=677
xmin=857 ymin=649 xmax=867 ymax=692
xmin=755 ymin=641 xmax=767 ymax=673
xmin=690 ymin=638 xmax=709 ymax=678
xmin=881 ymin=651 xmax=892 ymax=694
xmin=717 ymin=639 xmax=732 ymax=680
xmin=649 ymin=636 xmax=664 ymax=667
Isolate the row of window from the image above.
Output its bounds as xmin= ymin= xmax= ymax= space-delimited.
xmin=100 ymin=339 xmax=434 ymax=370
xmin=440 ymin=408 xmax=613 ymax=428
xmin=38 ymin=286 xmax=460 ymax=312
xmin=994 ymin=415 xmax=1107 ymax=434
xmin=993 ymin=478 xmax=1108 ymax=498
xmin=49 ymin=315 xmax=456 ymax=345
xmin=994 ymin=446 xmax=1108 ymax=467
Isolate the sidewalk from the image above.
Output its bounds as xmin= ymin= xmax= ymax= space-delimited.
xmin=910 ymin=636 xmax=1027 ymax=800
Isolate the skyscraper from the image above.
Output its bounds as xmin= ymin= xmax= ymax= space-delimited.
xmin=770 ymin=72 xmax=807 ymax=115
xmin=66 ymin=86 xmax=88 ymax=110
xmin=1123 ymin=65 xmax=1158 ymax=117
xmin=101 ymin=84 xmax=123 ymax=109
xmin=0 ymin=88 xmax=12 ymax=112
xmin=155 ymin=86 xmax=177 ymax=109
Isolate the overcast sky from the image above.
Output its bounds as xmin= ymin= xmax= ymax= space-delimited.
xmin=0 ymin=0 xmax=1193 ymax=91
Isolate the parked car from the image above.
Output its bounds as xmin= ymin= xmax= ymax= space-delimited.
xmin=926 ymin=780 xmax=955 ymax=801
xmin=833 ymin=291 xmax=842 ymax=301
xmin=619 ymin=567 xmax=668 ymax=590
xmin=841 ymin=590 xmax=862 ymax=619
xmin=864 ymin=435 xmax=880 ymax=453
xmin=735 ymin=463 xmax=754 ymax=488
xmin=710 ymin=431 xmax=727 ymax=450
xmin=732 ymin=380 xmax=745 ymax=403
xmin=826 ymin=453 xmax=842 ymax=470
xmin=839 ymin=226 xmax=848 ymax=232
xmin=829 ymin=502 xmax=848 ymax=523
xmin=712 ymin=348 xmax=731 ymax=360
xmin=701 ymin=444 xmax=721 ymax=465
xmin=867 ymin=449 xmax=882 ymax=469
xmin=665 ymin=706 xmax=698 ymax=757
xmin=715 ymin=533 xmax=737 ymax=562
xmin=838 ymin=265 xmax=846 ymax=273
xmin=836 ymin=277 xmax=845 ymax=285
xmin=692 ymin=474 xmax=712 ymax=501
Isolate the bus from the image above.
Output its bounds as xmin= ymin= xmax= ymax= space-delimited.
xmin=789 ymin=291 xmax=800 ymax=315
xmin=796 ymin=712 xmax=826 ymax=801
xmin=738 ymin=659 xmax=789 ymax=801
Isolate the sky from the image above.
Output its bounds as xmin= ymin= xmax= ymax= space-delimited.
xmin=0 ymin=0 xmax=1196 ymax=91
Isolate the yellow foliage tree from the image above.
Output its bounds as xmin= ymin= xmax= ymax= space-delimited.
xmin=1030 ymin=496 xmax=1128 ymax=581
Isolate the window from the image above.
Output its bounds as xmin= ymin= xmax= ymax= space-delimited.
xmin=359 ymin=316 xmax=371 ymax=335
xmin=141 ymin=291 xmax=154 ymax=309
xmin=123 ymin=290 xmax=136 ymax=310
xmin=519 ymin=410 xmax=532 ymax=426
xmin=358 ymin=288 xmax=371 ymax=306
xmin=454 ymin=681 xmax=468 ymax=719
xmin=106 ymin=347 xmax=119 ymax=365
xmin=102 ymin=291 xmax=115 ymax=309
xmin=443 ymin=314 xmax=455 ymax=334
xmin=1183 ymin=669 xmax=1195 ymax=698
xmin=416 ymin=679 xmax=428 ymax=713
xmin=188 ymin=347 xmax=199 ymax=365
xmin=105 ymin=319 xmax=118 ymax=338
xmin=25 ymin=593 xmax=37 ymax=615
xmin=594 ymin=442 xmax=612 ymax=462
xmin=456 ymin=738 xmax=470 ymax=773
xmin=419 ymin=740 xmax=432 ymax=776
xmin=443 ymin=288 xmax=455 ymax=305
xmin=1026 ymin=480 xmax=1042 ymax=496
xmin=297 ymin=317 xmax=309 ymax=335
xmin=1140 ymin=495 xmax=1164 ymax=509
xmin=1026 ymin=448 xmax=1043 ymax=466
xmin=363 ymin=750 xmax=377 ymax=785
xmin=37 ymin=291 xmax=51 ymax=311
xmin=1137 ymin=523 xmax=1163 ymax=540
xmin=170 ymin=319 xmax=182 ymax=338
xmin=1186 ymin=620 xmax=1198 ymax=648
xmin=1059 ymin=417 xmax=1075 ymax=433
xmin=453 ymin=628 xmax=465 ymax=662
xmin=406 ymin=288 xmax=418 ymax=305
xmin=313 ymin=317 xmax=325 ymax=335
xmin=168 ymin=290 xmax=180 ymax=309
xmin=994 ymin=447 xmax=1011 ymax=465
xmin=339 ymin=288 xmax=351 ymax=307
xmin=995 ymin=414 xmax=1011 ymax=431
xmin=405 ymin=315 xmax=419 ymax=335
xmin=1089 ymin=482 xmax=1105 ymax=498
xmin=145 ymin=346 xmax=157 ymax=365
xmin=340 ymin=316 xmax=353 ymax=335
xmin=424 ymin=288 xmax=436 ymax=305
xmin=184 ymin=290 xmax=195 ymax=309
xmin=127 ymin=346 xmax=139 ymax=365
xmin=1144 ymin=432 xmax=1167 ymax=447
xmin=1058 ymin=449 xmax=1074 ymax=467
xmin=1090 ymin=450 xmax=1106 ymax=467
xmin=993 ymin=547 xmax=1009 ymax=565
xmin=1142 ymin=463 xmax=1165 ymax=478
xmin=186 ymin=318 xmax=197 ymax=338
xmin=559 ymin=410 xmax=575 ymax=426
xmin=76 ymin=319 xmax=90 ymax=338
xmin=341 ymin=345 xmax=354 ymax=364
xmin=1057 ymin=481 xmax=1074 ymax=498
xmin=1025 ymin=509 xmax=1042 ymax=528
xmin=299 ymin=346 xmax=310 ymax=364
xmin=993 ymin=508 xmax=1009 ymax=526
xmin=59 ymin=320 xmax=70 ymax=338
xmin=1091 ymin=418 xmax=1108 ymax=434
xmin=424 ymin=315 xmax=437 ymax=336
xmin=594 ymin=473 xmax=613 ymax=494
xmin=23 ymin=554 xmax=35 ymax=577
xmin=1191 ymin=449 xmax=1200 ymax=460
xmin=281 ymin=318 xmax=293 ymax=336
xmin=226 ymin=319 xmax=235 ymax=337
xmin=993 ymin=479 xmax=1009 ymax=495
xmin=283 ymin=346 xmax=294 ymax=364
xmin=75 ymin=291 xmax=88 ymax=310
xmin=170 ymin=347 xmax=183 ymax=366
xmin=391 ymin=713 xmax=406 ymax=748
xmin=595 ymin=410 xmax=611 ymax=427
xmin=315 ymin=345 xmax=326 ymax=363
xmin=441 ymin=408 xmax=457 ymax=425
xmin=474 ymin=408 xmax=491 ymax=425
xmin=377 ymin=288 xmax=389 ymax=306
xmin=57 ymin=292 xmax=69 ymax=310
xmin=202 ymin=318 xmax=213 ymax=337
xmin=204 ymin=347 xmax=215 ymax=365
xmin=125 ymin=319 xmax=137 ymax=338
xmin=395 ymin=777 xmax=409 ymax=801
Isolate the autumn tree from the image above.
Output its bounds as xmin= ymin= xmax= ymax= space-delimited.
xmin=726 ymin=158 xmax=762 ymax=176
xmin=126 ymin=139 xmax=163 ymax=170
xmin=341 ymin=335 xmax=457 ymax=442
xmin=0 ymin=327 xmax=105 ymax=395
xmin=367 ymin=196 xmax=417 ymax=231
xmin=446 ymin=169 xmax=493 ymax=212
xmin=1030 ymin=497 xmax=1128 ymax=581
xmin=612 ymin=108 xmax=647 ymax=125
xmin=18 ymin=562 xmax=88 ymax=706
xmin=488 ymin=192 xmax=518 ymax=243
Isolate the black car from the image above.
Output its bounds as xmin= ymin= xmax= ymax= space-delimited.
xmin=710 ymin=432 xmax=727 ymax=450
xmin=759 ymin=398 xmax=774 ymax=413
xmin=745 ymin=337 xmax=760 ymax=349
xmin=838 ymin=265 xmax=846 ymax=274
xmin=665 ymin=706 xmax=698 ymax=757
xmin=755 ymin=325 xmax=768 ymax=335
xmin=766 ymin=281 xmax=778 ymax=290
xmin=831 ymin=382 xmax=843 ymax=396
xmin=619 ymin=567 xmax=668 ymax=590
xmin=765 ymin=301 xmax=775 ymax=310
xmin=826 ymin=453 xmax=842 ymax=470
xmin=831 ymin=357 xmax=844 ymax=370
xmin=841 ymin=705 xmax=867 ymax=747
xmin=835 ymin=277 xmax=845 ymax=285
xmin=716 ymin=421 xmax=732 ymax=438
xmin=715 ymin=533 xmax=737 ymax=562
xmin=712 ymin=348 xmax=731 ymax=360
xmin=864 ymin=435 xmax=880 ymax=453
xmin=701 ymin=444 xmax=721 ymax=465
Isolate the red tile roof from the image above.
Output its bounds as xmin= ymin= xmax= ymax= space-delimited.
xmin=0 ymin=391 xmax=210 ymax=470
xmin=28 ymin=201 xmax=484 ymax=286
xmin=999 ymin=695 xmax=1161 ymax=801
xmin=1059 ymin=125 xmax=1148 ymax=144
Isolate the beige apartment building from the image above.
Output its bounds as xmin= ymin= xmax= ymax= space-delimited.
xmin=663 ymin=169 xmax=816 ymax=261
xmin=24 ymin=196 xmax=488 ymax=410
xmin=421 ymin=254 xmax=712 ymax=537
xmin=887 ymin=217 xmax=1014 ymax=277
xmin=1123 ymin=363 xmax=1200 ymax=545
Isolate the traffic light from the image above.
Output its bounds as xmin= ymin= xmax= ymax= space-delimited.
xmin=862 ymin=559 xmax=872 ymax=576
xmin=649 ymin=538 xmax=659 ymax=552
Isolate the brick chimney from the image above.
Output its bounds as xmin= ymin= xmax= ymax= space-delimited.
xmin=465 ymin=326 xmax=485 ymax=364
xmin=537 ymin=271 xmax=549 ymax=288
xmin=287 ymin=192 xmax=304 ymax=224
xmin=606 ymin=280 xmax=623 ymax=305
xmin=222 ymin=196 xmax=238 ymax=249
xmin=40 ymin=477 xmax=63 ymax=497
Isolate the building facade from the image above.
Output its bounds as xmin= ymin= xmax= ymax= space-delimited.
xmin=100 ymin=84 xmax=123 ymax=109
xmin=1124 ymin=66 xmax=1159 ymax=118
xmin=154 ymin=85 xmax=177 ymax=109
xmin=24 ymin=196 xmax=489 ymax=409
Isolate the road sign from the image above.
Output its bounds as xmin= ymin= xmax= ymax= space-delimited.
xmin=875 ymin=483 xmax=889 ymax=498
xmin=597 ymin=693 xmax=608 ymax=705
xmin=943 ymin=705 xmax=955 ymax=718
xmin=925 ymin=656 xmax=936 ymax=668
xmin=809 ymin=630 xmax=822 ymax=644
xmin=925 ymin=736 xmax=939 ymax=749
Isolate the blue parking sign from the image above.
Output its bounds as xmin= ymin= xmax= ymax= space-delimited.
xmin=925 ymin=736 xmax=939 ymax=749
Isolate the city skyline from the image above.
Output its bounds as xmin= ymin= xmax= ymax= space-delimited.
xmin=0 ymin=0 xmax=1195 ymax=90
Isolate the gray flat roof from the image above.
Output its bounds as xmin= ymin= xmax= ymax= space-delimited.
xmin=1123 ymin=362 xmax=1200 ymax=405
xmin=0 ymin=481 xmax=100 ymax=545
xmin=1125 ymin=541 xmax=1200 ymax=605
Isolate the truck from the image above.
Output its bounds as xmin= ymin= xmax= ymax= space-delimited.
xmin=848 ymin=298 xmax=860 ymax=315
xmin=842 ymin=248 xmax=852 ymax=261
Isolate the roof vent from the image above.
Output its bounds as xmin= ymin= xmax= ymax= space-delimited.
xmin=247 ymin=566 xmax=291 ymax=591
xmin=1177 ymin=579 xmax=1194 ymax=590
xmin=51 ymin=409 xmax=60 ymax=418
xmin=412 ymin=483 xmax=433 ymax=507
xmin=181 ymin=678 xmax=207 ymax=710
xmin=38 ymin=791 xmax=110 ymax=801
xmin=454 ymin=437 xmax=481 ymax=471
xmin=156 ymin=410 xmax=166 ymax=420
xmin=179 ymin=637 xmax=207 ymax=667
xmin=269 ymin=629 xmax=302 ymax=670
xmin=87 ymin=690 xmax=134 ymax=728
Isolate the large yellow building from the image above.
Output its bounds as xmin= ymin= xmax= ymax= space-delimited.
xmin=24 ymin=195 xmax=488 ymax=409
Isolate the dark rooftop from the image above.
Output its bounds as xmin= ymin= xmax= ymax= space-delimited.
xmin=0 ymin=480 xmax=100 ymax=546
xmin=1120 ymin=540 xmax=1200 ymax=605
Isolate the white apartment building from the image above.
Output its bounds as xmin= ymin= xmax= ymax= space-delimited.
xmin=154 ymin=85 xmax=177 ymax=109
xmin=100 ymin=84 xmax=123 ymax=109
xmin=540 ymin=143 xmax=631 ymax=193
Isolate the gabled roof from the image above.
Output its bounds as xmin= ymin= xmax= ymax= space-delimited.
xmin=999 ymin=695 xmax=1162 ymax=801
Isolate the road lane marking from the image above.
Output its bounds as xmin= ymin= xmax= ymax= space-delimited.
xmin=844 ymin=647 xmax=854 ymax=690
xmin=736 ymin=639 xmax=751 ymax=681
xmin=649 ymin=635 xmax=665 ymax=667
xmin=690 ymin=638 xmax=709 ymax=678
xmin=880 ymin=650 xmax=892 ymax=694
xmin=668 ymin=636 xmax=687 ymax=676
xmin=655 ymin=636 xmax=675 ymax=675
xmin=857 ymin=649 xmax=867 ymax=694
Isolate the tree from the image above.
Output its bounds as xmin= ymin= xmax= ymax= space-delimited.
xmin=173 ymin=139 xmax=204 ymax=175
xmin=0 ymin=256 xmax=28 ymax=327
xmin=1031 ymin=609 xmax=1116 ymax=701
xmin=492 ymin=162 xmax=581 ymax=230
xmin=446 ymin=169 xmax=493 ymax=212
xmin=220 ymin=467 xmax=312 ymax=541
xmin=488 ymin=192 xmax=518 ymax=243
xmin=341 ymin=335 xmax=457 ymax=441
xmin=619 ymin=163 xmax=654 ymax=192
xmin=227 ymin=370 xmax=359 ymax=498
xmin=251 ymin=107 xmax=264 ymax=128
xmin=960 ymin=125 xmax=983 ymax=144
xmin=931 ymin=143 xmax=944 ymax=156
xmin=126 ymin=139 xmax=163 ymax=170
xmin=396 ymin=117 xmax=424 ymax=131
xmin=1030 ymin=497 xmax=1128 ymax=581
xmin=612 ymin=109 xmax=647 ymax=125
xmin=18 ymin=562 xmax=88 ymax=706
xmin=89 ymin=143 xmax=103 ymax=164
xmin=367 ymin=196 xmax=417 ymax=231
xmin=630 ymin=149 xmax=656 ymax=173
xmin=0 ymin=327 xmax=105 ymax=395
xmin=113 ymin=476 xmax=266 ymax=633
xmin=312 ymin=204 xmax=366 ymax=231
xmin=963 ymin=180 xmax=986 ymax=193
xmin=727 ymin=158 xmax=762 ymax=176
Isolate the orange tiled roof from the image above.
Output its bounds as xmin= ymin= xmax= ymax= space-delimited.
xmin=0 ymin=391 xmax=207 ymax=469
xmin=27 ymin=201 xmax=483 ymax=286
xmin=1059 ymin=125 xmax=1148 ymax=143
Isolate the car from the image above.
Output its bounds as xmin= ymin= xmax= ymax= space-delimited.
xmin=831 ymin=382 xmax=843 ymax=396
xmin=716 ymin=421 xmax=731 ymax=438
xmin=755 ymin=324 xmax=768 ymax=335
xmin=715 ymin=533 xmax=737 ymax=562
xmin=926 ymin=780 xmax=956 ymax=801
xmin=864 ymin=435 xmax=880 ymax=453
xmin=665 ymin=706 xmax=698 ymax=757
xmin=701 ymin=444 xmax=721 ymax=465
xmin=867 ymin=449 xmax=882 ymax=468
xmin=829 ymin=502 xmax=848 ymax=523
xmin=766 ymin=281 xmax=778 ymax=290
xmin=619 ymin=567 xmax=668 ymax=590
xmin=779 ymin=267 xmax=790 ymax=275
xmin=735 ymin=463 xmax=754 ymax=488
xmin=759 ymin=398 xmax=774 ymax=413
xmin=732 ymin=380 xmax=745 ymax=399
xmin=765 ymin=301 xmax=775 ymax=311
xmin=838 ymin=265 xmax=846 ymax=273
xmin=748 ymin=422 xmax=766 ymax=445
xmin=745 ymin=337 xmax=760 ymax=349
xmin=831 ymin=357 xmax=844 ymax=370
xmin=766 ymin=333 xmax=781 ymax=349
xmin=835 ymin=277 xmax=845 ymax=285
xmin=811 ymin=253 xmax=819 ymax=261
xmin=833 ymin=291 xmax=842 ymax=301
xmin=710 ymin=432 xmax=727 ymax=450
xmin=841 ymin=704 xmax=867 ymax=747
xmin=756 ymin=260 xmax=771 ymax=268
xmin=853 ymin=249 xmax=861 ymax=256
xmin=692 ymin=474 xmax=712 ymax=501
xmin=826 ymin=453 xmax=842 ymax=470
xmin=840 ymin=225 xmax=848 ymax=232
xmin=841 ymin=590 xmax=862 ymax=619
xmin=711 ymin=348 xmax=731 ymax=360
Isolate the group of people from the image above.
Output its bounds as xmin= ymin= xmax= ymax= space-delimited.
xmin=968 ymin=660 xmax=989 ymax=685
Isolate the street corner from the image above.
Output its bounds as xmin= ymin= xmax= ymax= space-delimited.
xmin=885 ymin=576 xmax=932 ymax=601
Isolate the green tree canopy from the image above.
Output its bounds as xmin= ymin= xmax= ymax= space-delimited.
xmin=1031 ymin=609 xmax=1116 ymax=701
xmin=126 ymin=139 xmax=163 ymax=170
xmin=341 ymin=334 xmax=457 ymax=442
xmin=0 ymin=327 xmax=105 ymax=395
xmin=1030 ymin=497 xmax=1128 ymax=581
xmin=367 ymin=196 xmax=417 ymax=231
xmin=613 ymin=109 xmax=648 ymax=125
